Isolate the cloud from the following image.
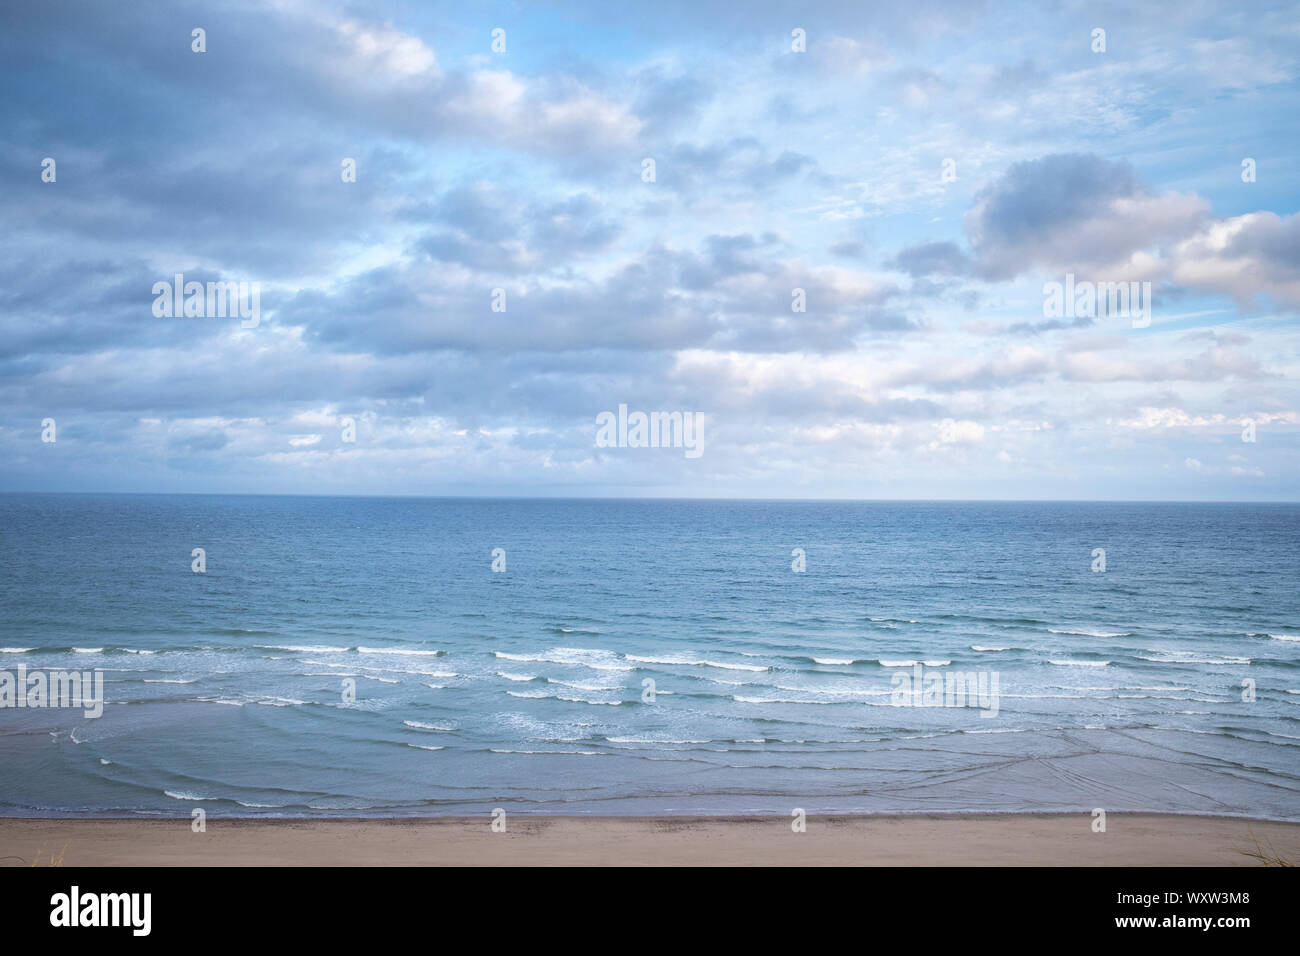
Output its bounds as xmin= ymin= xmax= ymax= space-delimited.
xmin=0 ymin=2 xmax=1296 ymax=500
xmin=889 ymin=241 xmax=970 ymax=277
xmin=1060 ymin=345 xmax=1267 ymax=383
xmin=961 ymin=154 xmax=1208 ymax=280
xmin=1168 ymin=211 xmax=1300 ymax=308
xmin=893 ymin=152 xmax=1300 ymax=314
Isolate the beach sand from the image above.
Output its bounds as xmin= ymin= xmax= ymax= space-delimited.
xmin=2 ymin=813 xmax=1296 ymax=866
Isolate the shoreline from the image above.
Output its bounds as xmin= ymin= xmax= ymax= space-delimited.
xmin=3 ymin=812 xmax=1296 ymax=866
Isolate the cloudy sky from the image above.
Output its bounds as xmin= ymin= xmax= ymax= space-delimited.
xmin=2 ymin=0 xmax=1297 ymax=499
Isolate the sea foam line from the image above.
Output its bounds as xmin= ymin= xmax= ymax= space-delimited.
xmin=625 ymin=654 xmax=768 ymax=672
xmin=1048 ymin=659 xmax=1110 ymax=667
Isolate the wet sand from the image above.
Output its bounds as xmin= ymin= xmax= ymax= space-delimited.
xmin=2 ymin=812 xmax=1296 ymax=866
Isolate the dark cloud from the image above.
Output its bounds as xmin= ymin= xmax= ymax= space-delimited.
xmin=889 ymin=240 xmax=970 ymax=277
xmin=891 ymin=153 xmax=1210 ymax=283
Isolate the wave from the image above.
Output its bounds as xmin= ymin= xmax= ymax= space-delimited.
xmin=1138 ymin=655 xmax=1251 ymax=665
xmin=606 ymin=737 xmax=713 ymax=745
xmin=625 ymin=654 xmax=768 ymax=672
xmin=496 ymin=672 xmax=536 ymax=682
xmin=774 ymin=684 xmax=891 ymax=697
xmin=407 ymin=744 xmax=446 ymax=751
xmin=403 ymin=720 xmax=454 ymax=731
xmin=495 ymin=648 xmax=634 ymax=671
xmin=142 ymin=678 xmax=196 ymax=684
xmin=357 ymin=647 xmax=445 ymax=657
xmin=1048 ymin=628 xmax=1130 ymax=638
xmin=505 ymin=690 xmax=624 ymax=705
xmin=971 ymin=646 xmax=1012 ymax=652
xmin=811 ymin=657 xmax=858 ymax=665
xmin=255 ymin=644 xmax=351 ymax=653
xmin=3 ymin=645 xmax=168 ymax=655
xmin=878 ymin=659 xmax=951 ymax=667
xmin=303 ymin=658 xmax=454 ymax=678
xmin=1048 ymin=659 xmax=1110 ymax=667
xmin=546 ymin=677 xmax=623 ymax=691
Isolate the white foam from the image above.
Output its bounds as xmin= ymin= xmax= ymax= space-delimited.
xmin=1048 ymin=628 xmax=1130 ymax=638
xmin=404 ymin=720 xmax=454 ymax=731
xmin=1048 ymin=659 xmax=1110 ymax=667
xmin=506 ymin=690 xmax=623 ymax=705
xmin=495 ymin=648 xmax=634 ymax=671
xmin=606 ymin=737 xmax=713 ymax=745
xmin=775 ymin=684 xmax=891 ymax=697
xmin=625 ymin=653 xmax=768 ymax=672
xmin=704 ymin=659 xmax=768 ymax=672
xmin=255 ymin=644 xmax=348 ymax=653
xmin=357 ymin=646 xmax=444 ymax=657
xmin=547 ymin=677 xmax=622 ymax=691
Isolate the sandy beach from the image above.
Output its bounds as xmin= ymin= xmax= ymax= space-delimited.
xmin=2 ymin=813 xmax=1295 ymax=866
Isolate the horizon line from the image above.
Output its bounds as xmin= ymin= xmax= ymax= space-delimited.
xmin=2 ymin=490 xmax=1298 ymax=505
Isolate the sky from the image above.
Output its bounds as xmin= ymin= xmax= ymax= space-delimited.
xmin=1 ymin=0 xmax=1297 ymax=500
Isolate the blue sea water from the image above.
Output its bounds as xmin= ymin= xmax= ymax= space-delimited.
xmin=0 ymin=494 xmax=1297 ymax=819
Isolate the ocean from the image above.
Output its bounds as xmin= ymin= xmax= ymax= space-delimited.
xmin=1 ymin=494 xmax=1297 ymax=819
